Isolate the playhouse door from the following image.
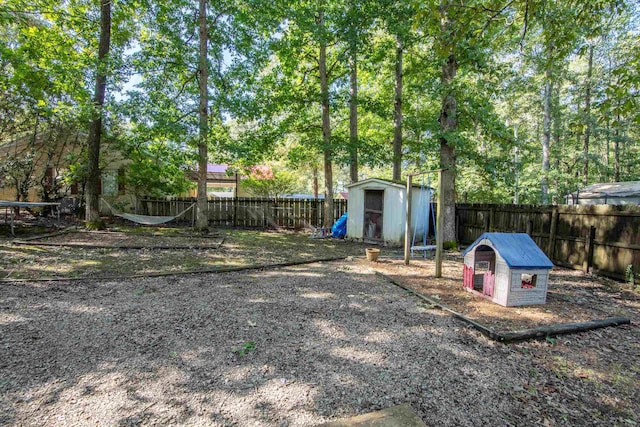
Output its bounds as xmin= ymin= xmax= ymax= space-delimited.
xmin=483 ymin=271 xmax=495 ymax=297
xmin=364 ymin=190 xmax=384 ymax=240
xmin=463 ymin=265 xmax=474 ymax=289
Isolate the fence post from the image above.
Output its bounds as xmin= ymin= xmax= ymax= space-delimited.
xmin=526 ymin=219 xmax=533 ymax=236
xmin=312 ymin=200 xmax=318 ymax=228
xmin=484 ymin=208 xmax=490 ymax=232
xmin=489 ymin=205 xmax=495 ymax=232
xmin=583 ymin=225 xmax=596 ymax=273
xmin=547 ymin=207 xmax=558 ymax=258
xmin=233 ymin=197 xmax=238 ymax=227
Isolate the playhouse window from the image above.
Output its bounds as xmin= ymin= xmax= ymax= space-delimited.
xmin=475 ymin=261 xmax=490 ymax=272
xmin=521 ymin=273 xmax=537 ymax=289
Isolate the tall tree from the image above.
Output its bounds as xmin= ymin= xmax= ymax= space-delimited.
xmin=317 ymin=3 xmax=334 ymax=227
xmin=85 ymin=0 xmax=111 ymax=228
xmin=437 ymin=0 xmax=457 ymax=243
xmin=582 ymin=42 xmax=595 ymax=186
xmin=347 ymin=0 xmax=360 ymax=183
xmin=392 ymin=34 xmax=403 ymax=181
xmin=196 ymin=0 xmax=209 ymax=231
xmin=348 ymin=39 xmax=359 ymax=183
xmin=541 ymin=76 xmax=551 ymax=203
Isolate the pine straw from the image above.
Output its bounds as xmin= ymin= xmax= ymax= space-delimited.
xmin=1 ymin=258 xmax=638 ymax=426
xmin=365 ymin=256 xmax=640 ymax=332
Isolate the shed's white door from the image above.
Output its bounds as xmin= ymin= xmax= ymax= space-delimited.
xmin=364 ymin=190 xmax=384 ymax=240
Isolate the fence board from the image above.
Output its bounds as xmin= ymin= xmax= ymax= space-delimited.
xmin=139 ymin=197 xmax=347 ymax=230
xmin=456 ymin=203 xmax=640 ymax=281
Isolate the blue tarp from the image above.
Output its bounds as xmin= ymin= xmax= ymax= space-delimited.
xmin=331 ymin=212 xmax=348 ymax=238
xmin=462 ymin=232 xmax=554 ymax=269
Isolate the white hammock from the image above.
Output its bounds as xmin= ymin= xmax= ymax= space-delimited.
xmin=101 ymin=199 xmax=196 ymax=226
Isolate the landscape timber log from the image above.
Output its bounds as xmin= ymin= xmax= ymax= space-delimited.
xmin=499 ymin=317 xmax=631 ymax=343
xmin=376 ymin=271 xmax=631 ymax=343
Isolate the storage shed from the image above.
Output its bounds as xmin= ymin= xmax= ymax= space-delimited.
xmin=346 ymin=178 xmax=432 ymax=246
xmin=462 ymin=233 xmax=554 ymax=307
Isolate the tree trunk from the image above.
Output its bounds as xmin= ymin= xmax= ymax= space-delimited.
xmin=605 ymin=114 xmax=610 ymax=182
xmin=513 ymin=124 xmax=519 ymax=204
xmin=439 ymin=53 xmax=457 ymax=244
xmin=614 ymin=106 xmax=620 ymax=182
xmin=582 ymin=43 xmax=594 ymax=186
xmin=196 ymin=0 xmax=209 ymax=231
xmin=392 ymin=35 xmax=403 ymax=181
xmin=541 ymin=76 xmax=551 ymax=204
xmin=552 ymin=82 xmax=562 ymax=203
xmin=85 ymin=0 xmax=111 ymax=228
xmin=349 ymin=40 xmax=359 ymax=184
xmin=318 ymin=6 xmax=333 ymax=227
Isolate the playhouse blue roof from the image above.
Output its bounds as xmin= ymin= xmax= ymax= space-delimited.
xmin=462 ymin=233 xmax=554 ymax=269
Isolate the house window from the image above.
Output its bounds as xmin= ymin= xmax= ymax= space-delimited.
xmin=521 ymin=273 xmax=537 ymax=289
xmin=101 ymin=170 xmax=118 ymax=196
xmin=118 ymin=168 xmax=126 ymax=195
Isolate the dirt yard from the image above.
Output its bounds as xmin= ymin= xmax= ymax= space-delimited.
xmin=368 ymin=257 xmax=640 ymax=332
xmin=1 ymin=256 xmax=638 ymax=426
xmin=0 ymin=228 xmax=367 ymax=280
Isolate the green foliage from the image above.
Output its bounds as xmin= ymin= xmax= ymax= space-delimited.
xmin=233 ymin=341 xmax=256 ymax=357
xmin=625 ymin=265 xmax=635 ymax=286
xmin=60 ymin=151 xmax=88 ymax=195
xmin=0 ymin=150 xmax=35 ymax=201
xmin=240 ymin=168 xmax=301 ymax=198
xmin=0 ymin=0 xmax=638 ymax=214
xmin=85 ymin=219 xmax=106 ymax=231
xmin=121 ymin=139 xmax=193 ymax=198
xmin=443 ymin=241 xmax=458 ymax=251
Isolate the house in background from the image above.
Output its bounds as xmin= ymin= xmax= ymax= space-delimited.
xmin=566 ymin=181 xmax=640 ymax=205
xmin=0 ymin=131 xmax=129 ymax=212
xmin=185 ymin=164 xmax=251 ymax=198
xmin=0 ymin=131 xmax=78 ymax=201
xmin=282 ymin=193 xmax=325 ymax=199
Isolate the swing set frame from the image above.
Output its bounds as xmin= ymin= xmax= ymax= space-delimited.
xmin=404 ymin=169 xmax=445 ymax=277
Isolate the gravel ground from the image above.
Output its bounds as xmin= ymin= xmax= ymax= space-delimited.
xmin=1 ymin=260 xmax=638 ymax=426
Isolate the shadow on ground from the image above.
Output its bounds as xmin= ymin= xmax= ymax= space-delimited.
xmin=1 ymin=260 xmax=638 ymax=426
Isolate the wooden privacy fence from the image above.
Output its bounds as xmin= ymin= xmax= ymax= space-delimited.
xmin=456 ymin=203 xmax=640 ymax=281
xmin=138 ymin=197 xmax=347 ymax=229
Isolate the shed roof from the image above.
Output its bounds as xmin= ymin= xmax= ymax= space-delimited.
xmin=346 ymin=178 xmax=433 ymax=190
xmin=572 ymin=181 xmax=640 ymax=199
xmin=463 ymin=233 xmax=554 ymax=269
xmin=346 ymin=178 xmax=405 ymax=189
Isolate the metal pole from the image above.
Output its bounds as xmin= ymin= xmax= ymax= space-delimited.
xmin=435 ymin=169 xmax=444 ymax=278
xmin=404 ymin=174 xmax=413 ymax=265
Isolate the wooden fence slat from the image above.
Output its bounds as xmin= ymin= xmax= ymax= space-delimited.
xmin=456 ymin=203 xmax=640 ymax=281
xmin=138 ymin=197 xmax=347 ymax=230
